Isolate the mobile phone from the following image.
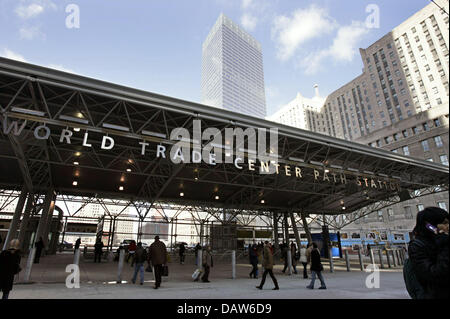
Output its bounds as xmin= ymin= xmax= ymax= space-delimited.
xmin=426 ymin=223 xmax=438 ymax=234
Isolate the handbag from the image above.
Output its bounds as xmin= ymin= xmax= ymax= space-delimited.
xmin=162 ymin=265 xmax=169 ymax=276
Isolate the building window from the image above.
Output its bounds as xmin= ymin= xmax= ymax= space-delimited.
xmin=403 ymin=146 xmax=410 ymax=155
xmin=416 ymin=204 xmax=424 ymax=212
xmin=394 ymin=133 xmax=400 ymax=141
xmin=402 ymin=130 xmax=409 ymax=138
xmin=404 ymin=206 xmax=413 ymax=219
xmin=434 ymin=136 xmax=443 ymax=148
xmin=423 ymin=122 xmax=430 ymax=131
xmin=437 ymin=202 xmax=448 ymax=210
xmin=378 ymin=210 xmax=384 ymax=222
xmin=421 ymin=140 xmax=430 ymax=151
xmin=426 ymin=157 xmax=434 ymax=162
xmin=440 ymin=154 xmax=449 ymax=166
xmin=434 ymin=118 xmax=441 ymax=127
xmin=387 ymin=208 xmax=394 ymax=221
xmin=412 ymin=126 xmax=420 ymax=134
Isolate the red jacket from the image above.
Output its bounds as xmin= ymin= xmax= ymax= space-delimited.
xmin=128 ymin=242 xmax=137 ymax=252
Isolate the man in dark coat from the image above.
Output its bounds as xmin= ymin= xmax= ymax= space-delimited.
xmin=94 ymin=240 xmax=104 ymax=263
xmin=149 ymin=236 xmax=167 ymax=289
xmin=34 ymin=237 xmax=45 ymax=264
xmin=201 ymin=245 xmax=213 ymax=283
xmin=249 ymin=244 xmax=259 ymax=279
xmin=132 ymin=242 xmax=148 ymax=285
xmin=306 ymin=242 xmax=327 ymax=289
xmin=256 ymin=241 xmax=279 ymax=290
xmin=408 ymin=207 xmax=449 ymax=299
xmin=179 ymin=243 xmax=186 ymax=264
xmin=74 ymin=238 xmax=81 ymax=254
xmin=0 ymin=239 xmax=22 ymax=299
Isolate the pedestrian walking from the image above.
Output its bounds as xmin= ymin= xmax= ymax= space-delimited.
xmin=127 ymin=240 xmax=137 ymax=265
xmin=34 ymin=237 xmax=45 ymax=264
xmin=249 ymin=244 xmax=259 ymax=279
xmin=306 ymin=242 xmax=327 ymax=289
xmin=0 ymin=239 xmax=22 ymax=299
xmin=149 ymin=236 xmax=167 ymax=289
xmin=290 ymin=242 xmax=298 ymax=274
xmin=74 ymin=237 xmax=81 ymax=254
xmin=201 ymin=245 xmax=213 ymax=283
xmin=194 ymin=242 xmax=201 ymax=265
xmin=406 ymin=207 xmax=448 ymax=299
xmin=281 ymin=242 xmax=288 ymax=273
xmin=94 ymin=239 xmax=104 ymax=263
xmin=179 ymin=243 xmax=186 ymax=264
xmin=299 ymin=245 xmax=308 ymax=279
xmin=132 ymin=242 xmax=148 ymax=285
xmin=366 ymin=243 xmax=371 ymax=257
xmin=256 ymin=241 xmax=279 ymax=290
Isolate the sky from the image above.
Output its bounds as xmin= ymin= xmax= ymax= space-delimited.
xmin=0 ymin=0 xmax=434 ymax=116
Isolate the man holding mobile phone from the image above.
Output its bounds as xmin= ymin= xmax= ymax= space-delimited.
xmin=407 ymin=207 xmax=449 ymax=299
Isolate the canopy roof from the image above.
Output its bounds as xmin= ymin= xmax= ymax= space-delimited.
xmin=0 ymin=57 xmax=448 ymax=215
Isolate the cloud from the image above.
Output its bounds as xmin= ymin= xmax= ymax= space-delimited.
xmin=19 ymin=25 xmax=44 ymax=40
xmin=47 ymin=64 xmax=75 ymax=74
xmin=15 ymin=3 xmax=44 ymax=19
xmin=241 ymin=13 xmax=258 ymax=31
xmin=299 ymin=21 xmax=369 ymax=74
xmin=1 ymin=48 xmax=76 ymax=74
xmin=265 ymin=86 xmax=279 ymax=99
xmin=271 ymin=5 xmax=337 ymax=61
xmin=242 ymin=0 xmax=253 ymax=9
xmin=1 ymin=49 xmax=27 ymax=62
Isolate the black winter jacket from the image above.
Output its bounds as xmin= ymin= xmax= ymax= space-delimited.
xmin=133 ymin=247 xmax=148 ymax=264
xmin=0 ymin=249 xmax=21 ymax=292
xmin=310 ymin=249 xmax=323 ymax=272
xmin=408 ymin=233 xmax=449 ymax=299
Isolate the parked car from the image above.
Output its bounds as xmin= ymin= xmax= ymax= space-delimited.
xmin=59 ymin=241 xmax=73 ymax=250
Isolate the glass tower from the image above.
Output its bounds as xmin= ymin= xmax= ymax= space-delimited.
xmin=201 ymin=13 xmax=267 ymax=118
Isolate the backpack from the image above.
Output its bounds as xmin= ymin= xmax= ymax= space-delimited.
xmin=403 ymin=239 xmax=426 ymax=299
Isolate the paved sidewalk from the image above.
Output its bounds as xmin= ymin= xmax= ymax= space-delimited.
xmin=10 ymin=252 xmax=409 ymax=299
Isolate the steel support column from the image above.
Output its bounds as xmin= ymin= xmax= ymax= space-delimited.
xmin=34 ymin=189 xmax=54 ymax=247
xmin=289 ymin=212 xmax=301 ymax=250
xmin=2 ymin=186 xmax=27 ymax=250
xmin=48 ymin=207 xmax=63 ymax=254
xmin=272 ymin=212 xmax=280 ymax=252
xmin=42 ymin=192 xmax=56 ymax=251
xmin=283 ymin=213 xmax=290 ymax=245
xmin=300 ymin=212 xmax=312 ymax=244
xmin=18 ymin=193 xmax=35 ymax=252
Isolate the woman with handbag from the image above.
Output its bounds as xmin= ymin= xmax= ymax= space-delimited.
xmin=306 ymin=242 xmax=327 ymax=290
xmin=0 ymin=239 xmax=22 ymax=299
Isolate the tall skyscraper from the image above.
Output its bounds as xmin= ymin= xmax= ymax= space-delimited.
xmin=201 ymin=13 xmax=267 ymax=118
xmin=268 ymin=0 xmax=449 ymax=232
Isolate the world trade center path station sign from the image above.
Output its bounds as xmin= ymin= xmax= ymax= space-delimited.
xmin=0 ymin=57 xmax=448 ymax=215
